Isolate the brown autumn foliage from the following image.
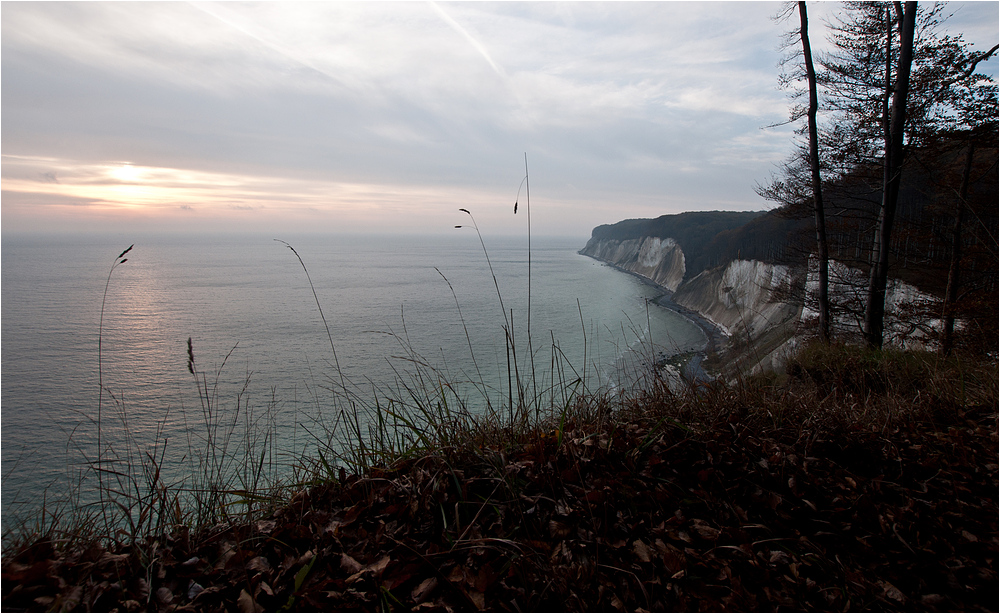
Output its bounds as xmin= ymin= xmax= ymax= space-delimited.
xmin=2 ymin=345 xmax=997 ymax=612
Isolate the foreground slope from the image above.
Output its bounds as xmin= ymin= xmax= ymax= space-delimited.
xmin=3 ymin=346 xmax=996 ymax=612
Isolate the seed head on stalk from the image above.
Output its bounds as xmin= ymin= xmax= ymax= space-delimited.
xmin=97 ymin=243 xmax=133 ymax=535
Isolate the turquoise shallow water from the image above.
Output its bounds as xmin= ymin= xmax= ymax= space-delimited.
xmin=1 ymin=233 xmax=707 ymax=524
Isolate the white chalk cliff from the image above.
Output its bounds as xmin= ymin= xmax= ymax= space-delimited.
xmin=581 ymin=237 xmax=686 ymax=292
xmin=670 ymin=259 xmax=804 ymax=373
xmin=582 ymin=236 xmax=943 ymax=374
xmin=671 ymin=260 xmax=801 ymax=339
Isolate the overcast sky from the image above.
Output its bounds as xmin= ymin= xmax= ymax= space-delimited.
xmin=2 ymin=1 xmax=997 ymax=237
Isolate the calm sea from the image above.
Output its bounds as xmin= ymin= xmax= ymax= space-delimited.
xmin=1 ymin=233 xmax=706 ymax=524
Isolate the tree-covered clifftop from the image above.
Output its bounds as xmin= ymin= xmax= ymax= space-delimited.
xmin=587 ymin=211 xmax=766 ymax=279
xmin=589 ymin=210 xmax=764 ymax=243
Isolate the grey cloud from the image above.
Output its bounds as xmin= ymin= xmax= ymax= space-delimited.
xmin=2 ymin=1 xmax=995 ymax=236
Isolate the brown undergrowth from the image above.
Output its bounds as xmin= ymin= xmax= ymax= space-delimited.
xmin=2 ymin=344 xmax=997 ymax=612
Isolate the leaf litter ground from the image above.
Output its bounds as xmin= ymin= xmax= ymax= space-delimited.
xmin=3 ymin=376 xmax=997 ymax=612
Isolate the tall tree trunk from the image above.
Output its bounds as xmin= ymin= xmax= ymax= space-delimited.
xmin=799 ymin=1 xmax=830 ymax=343
xmin=864 ymin=1 xmax=917 ymax=349
xmin=941 ymin=140 xmax=974 ymax=355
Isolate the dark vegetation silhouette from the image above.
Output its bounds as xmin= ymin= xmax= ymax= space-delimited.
xmin=757 ymin=0 xmax=998 ymax=352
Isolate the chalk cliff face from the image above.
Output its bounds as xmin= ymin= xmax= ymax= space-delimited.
xmin=582 ymin=235 xmax=805 ymax=373
xmin=582 ymin=236 xmax=801 ymax=339
xmin=672 ymin=260 xmax=802 ymax=339
xmin=582 ymin=232 xmax=946 ymax=375
xmin=580 ymin=237 xmax=686 ymax=291
xmin=671 ymin=259 xmax=804 ymax=374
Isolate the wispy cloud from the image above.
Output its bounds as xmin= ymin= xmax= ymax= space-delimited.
xmin=187 ymin=2 xmax=352 ymax=91
xmin=429 ymin=2 xmax=507 ymax=79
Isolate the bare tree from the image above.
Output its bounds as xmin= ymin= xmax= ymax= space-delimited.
xmin=798 ymin=1 xmax=831 ymax=343
xmin=863 ymin=1 xmax=917 ymax=348
xmin=762 ymin=1 xmax=997 ymax=350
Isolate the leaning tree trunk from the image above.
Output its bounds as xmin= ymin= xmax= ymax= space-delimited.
xmin=864 ymin=1 xmax=917 ymax=349
xmin=799 ymin=1 xmax=830 ymax=343
xmin=941 ymin=140 xmax=974 ymax=355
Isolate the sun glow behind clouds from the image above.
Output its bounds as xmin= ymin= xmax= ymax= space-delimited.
xmin=109 ymin=163 xmax=136 ymax=182
xmin=0 ymin=155 xmax=540 ymax=234
xmin=4 ymin=156 xmax=260 ymax=207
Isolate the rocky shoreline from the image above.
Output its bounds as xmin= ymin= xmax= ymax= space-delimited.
xmin=653 ymin=292 xmax=728 ymax=384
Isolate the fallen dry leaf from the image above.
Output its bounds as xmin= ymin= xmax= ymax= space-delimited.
xmin=411 ymin=577 xmax=438 ymax=603
xmin=237 ymin=588 xmax=263 ymax=613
